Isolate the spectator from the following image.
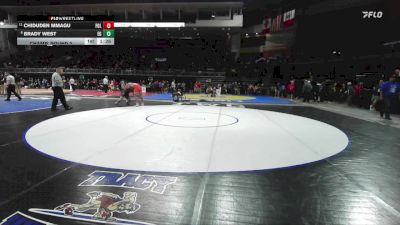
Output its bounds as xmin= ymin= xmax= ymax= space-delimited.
xmin=354 ymin=81 xmax=364 ymax=107
xmin=182 ymin=82 xmax=186 ymax=92
xmin=395 ymin=67 xmax=400 ymax=79
xmin=287 ymin=80 xmax=296 ymax=100
xmin=302 ymin=79 xmax=312 ymax=102
xmin=379 ymin=74 xmax=400 ymax=120
xmin=110 ymin=79 xmax=115 ymax=92
xmin=171 ymin=80 xmax=176 ymax=91
xmin=69 ymin=77 xmax=76 ymax=91
xmin=279 ymin=82 xmax=286 ymax=98
xmin=0 ymin=73 xmax=5 ymax=95
xmin=102 ymin=76 xmax=109 ymax=93
xmin=370 ymin=81 xmax=383 ymax=111
xmin=311 ymin=80 xmax=319 ymax=102
xmin=294 ymin=78 xmax=302 ymax=99
xmin=345 ymin=82 xmax=355 ymax=105
xmin=275 ymin=82 xmax=281 ymax=97
xmin=319 ymin=81 xmax=329 ymax=102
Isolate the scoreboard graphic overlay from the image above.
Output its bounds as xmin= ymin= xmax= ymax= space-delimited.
xmin=17 ymin=15 xmax=115 ymax=46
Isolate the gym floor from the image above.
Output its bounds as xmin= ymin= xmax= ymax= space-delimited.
xmin=0 ymin=97 xmax=399 ymax=225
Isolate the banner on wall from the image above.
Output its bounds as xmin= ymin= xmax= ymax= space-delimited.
xmin=283 ymin=9 xmax=296 ymax=27
xmin=271 ymin=14 xmax=283 ymax=32
xmin=262 ymin=9 xmax=295 ymax=34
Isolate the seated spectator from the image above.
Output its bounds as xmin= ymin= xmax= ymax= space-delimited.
xmin=287 ymin=80 xmax=296 ymax=100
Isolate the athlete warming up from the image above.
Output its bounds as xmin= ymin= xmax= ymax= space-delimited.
xmin=115 ymin=82 xmax=144 ymax=106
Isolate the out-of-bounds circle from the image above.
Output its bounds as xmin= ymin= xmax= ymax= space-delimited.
xmin=24 ymin=105 xmax=349 ymax=173
xmin=146 ymin=112 xmax=238 ymax=128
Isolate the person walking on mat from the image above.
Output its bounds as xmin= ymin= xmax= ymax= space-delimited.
xmin=4 ymin=72 xmax=22 ymax=101
xmin=51 ymin=67 xmax=72 ymax=111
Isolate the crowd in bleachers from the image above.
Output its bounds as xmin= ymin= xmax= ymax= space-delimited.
xmin=6 ymin=37 xmax=235 ymax=73
xmin=269 ymin=68 xmax=400 ymax=115
xmin=74 ymin=78 xmax=188 ymax=93
xmin=213 ymin=82 xmax=265 ymax=95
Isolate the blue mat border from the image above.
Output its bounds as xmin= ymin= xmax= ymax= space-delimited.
xmin=0 ymin=98 xmax=53 ymax=114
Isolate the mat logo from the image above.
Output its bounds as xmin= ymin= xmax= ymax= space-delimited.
xmin=1 ymin=211 xmax=53 ymax=225
xmin=79 ymin=170 xmax=177 ymax=194
xmin=362 ymin=11 xmax=383 ymax=18
xmin=55 ymin=191 xmax=140 ymax=219
xmin=29 ymin=191 xmax=154 ymax=225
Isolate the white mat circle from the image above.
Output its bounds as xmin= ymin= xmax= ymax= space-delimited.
xmin=25 ymin=105 xmax=349 ymax=173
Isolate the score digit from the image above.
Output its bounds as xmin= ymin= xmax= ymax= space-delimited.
xmin=103 ymin=30 xmax=115 ymax=37
xmin=102 ymin=21 xmax=114 ymax=30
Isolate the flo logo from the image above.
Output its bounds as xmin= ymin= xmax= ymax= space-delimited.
xmin=362 ymin=11 xmax=383 ymax=18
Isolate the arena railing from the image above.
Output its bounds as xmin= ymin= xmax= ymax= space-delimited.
xmin=0 ymin=68 xmax=225 ymax=78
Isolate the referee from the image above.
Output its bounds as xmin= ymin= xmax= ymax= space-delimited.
xmin=4 ymin=72 xmax=22 ymax=101
xmin=103 ymin=76 xmax=109 ymax=93
xmin=51 ymin=67 xmax=72 ymax=111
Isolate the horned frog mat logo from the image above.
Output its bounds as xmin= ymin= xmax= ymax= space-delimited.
xmin=29 ymin=191 xmax=154 ymax=225
xmin=55 ymin=191 xmax=140 ymax=220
